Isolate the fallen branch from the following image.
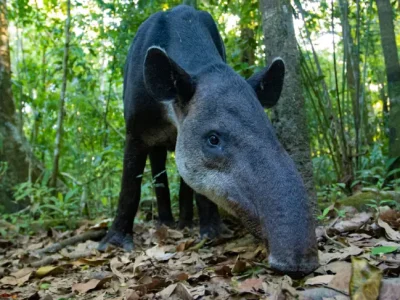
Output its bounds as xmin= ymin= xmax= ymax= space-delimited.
xmin=34 ymin=229 xmax=106 ymax=257
xmin=31 ymin=256 xmax=56 ymax=268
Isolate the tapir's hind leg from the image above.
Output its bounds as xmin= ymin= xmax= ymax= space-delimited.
xmin=195 ymin=194 xmax=233 ymax=239
xmin=98 ymin=137 xmax=148 ymax=252
xmin=149 ymin=147 xmax=174 ymax=226
xmin=178 ymin=178 xmax=194 ymax=229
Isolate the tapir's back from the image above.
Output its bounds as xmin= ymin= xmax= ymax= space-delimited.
xmin=123 ymin=5 xmax=225 ymax=123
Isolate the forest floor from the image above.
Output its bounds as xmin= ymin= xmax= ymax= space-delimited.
xmin=1 ymin=207 xmax=400 ymax=300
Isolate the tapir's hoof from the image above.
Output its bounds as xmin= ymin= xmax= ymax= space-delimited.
xmin=97 ymin=229 xmax=133 ymax=252
xmin=157 ymin=218 xmax=175 ymax=228
xmin=178 ymin=219 xmax=193 ymax=229
xmin=200 ymin=221 xmax=233 ymax=239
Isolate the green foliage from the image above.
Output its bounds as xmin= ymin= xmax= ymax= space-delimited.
xmin=14 ymin=181 xmax=80 ymax=221
xmin=4 ymin=0 xmax=400 ymax=227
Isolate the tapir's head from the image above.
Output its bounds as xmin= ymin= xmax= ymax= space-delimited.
xmin=144 ymin=47 xmax=319 ymax=278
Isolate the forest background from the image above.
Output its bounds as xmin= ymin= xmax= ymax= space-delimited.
xmin=1 ymin=0 xmax=399 ymax=232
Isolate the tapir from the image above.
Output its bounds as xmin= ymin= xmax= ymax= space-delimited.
xmin=99 ymin=4 xmax=319 ymax=277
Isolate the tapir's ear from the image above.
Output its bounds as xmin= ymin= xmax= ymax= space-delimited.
xmin=247 ymin=58 xmax=285 ymax=108
xmin=144 ymin=46 xmax=195 ymax=105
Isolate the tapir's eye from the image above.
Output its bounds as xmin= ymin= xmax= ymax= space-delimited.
xmin=208 ymin=134 xmax=220 ymax=146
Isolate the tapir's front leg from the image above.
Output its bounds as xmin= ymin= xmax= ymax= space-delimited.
xmin=195 ymin=194 xmax=232 ymax=239
xmin=178 ymin=177 xmax=194 ymax=229
xmin=149 ymin=146 xmax=174 ymax=226
xmin=98 ymin=135 xmax=147 ymax=251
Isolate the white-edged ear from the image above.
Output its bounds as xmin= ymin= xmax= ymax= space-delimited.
xmin=247 ymin=58 xmax=285 ymax=108
xmin=143 ymin=46 xmax=196 ymax=105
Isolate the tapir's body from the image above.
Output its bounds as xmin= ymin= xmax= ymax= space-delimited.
xmin=99 ymin=5 xmax=228 ymax=252
xmin=100 ymin=5 xmax=319 ymax=277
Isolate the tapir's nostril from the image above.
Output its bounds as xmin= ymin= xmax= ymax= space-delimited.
xmin=268 ymin=255 xmax=319 ymax=279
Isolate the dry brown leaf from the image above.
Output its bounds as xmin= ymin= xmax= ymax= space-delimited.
xmin=232 ymin=257 xmax=247 ymax=274
xmin=214 ymin=265 xmax=232 ymax=277
xmin=305 ymin=275 xmax=335 ymax=286
xmin=380 ymin=209 xmax=400 ymax=230
xmin=262 ymin=278 xmax=298 ymax=300
xmin=145 ymin=245 xmax=176 ymax=261
xmin=76 ymin=258 xmax=108 ymax=266
xmin=9 ymin=268 xmax=34 ymax=286
xmin=132 ymin=276 xmax=166 ymax=293
xmin=110 ymin=257 xmax=126 ymax=283
xmin=0 ymin=276 xmax=18 ymax=286
xmin=299 ymin=288 xmax=349 ymax=300
xmin=133 ymin=254 xmax=147 ymax=273
xmin=72 ymin=277 xmax=111 ymax=294
xmin=173 ymin=273 xmax=189 ymax=281
xmin=176 ymin=239 xmax=195 ymax=252
xmin=238 ymin=277 xmax=264 ymax=294
xmin=154 ymin=226 xmax=169 ymax=243
xmin=333 ymin=213 xmax=372 ymax=233
xmin=319 ymin=246 xmax=363 ymax=265
xmin=159 ymin=283 xmax=192 ymax=299
xmin=27 ymin=242 xmax=44 ymax=251
xmin=374 ymin=240 xmax=400 ymax=247
xmin=172 ymin=283 xmax=192 ymax=300
xmin=328 ymin=263 xmax=352 ymax=294
xmin=188 ymin=285 xmax=206 ymax=299
xmin=159 ymin=284 xmax=178 ymax=298
xmin=89 ymin=218 xmax=112 ymax=230
xmin=377 ymin=218 xmax=400 ymax=242
xmin=379 ymin=278 xmax=400 ymax=300
xmin=323 ymin=261 xmax=352 ymax=274
xmin=168 ymin=229 xmax=184 ymax=239
xmin=124 ymin=289 xmax=140 ymax=300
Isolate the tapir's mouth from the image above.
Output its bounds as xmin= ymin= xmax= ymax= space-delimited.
xmin=226 ymin=196 xmax=319 ymax=278
xmin=269 ymin=254 xmax=319 ymax=278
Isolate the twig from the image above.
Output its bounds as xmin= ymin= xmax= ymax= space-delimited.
xmin=34 ymin=229 xmax=106 ymax=257
xmin=320 ymin=285 xmax=350 ymax=296
xmin=324 ymin=229 xmax=347 ymax=248
xmin=187 ymin=239 xmax=207 ymax=251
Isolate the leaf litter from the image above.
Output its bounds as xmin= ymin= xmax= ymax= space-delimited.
xmin=1 ymin=208 xmax=400 ymax=299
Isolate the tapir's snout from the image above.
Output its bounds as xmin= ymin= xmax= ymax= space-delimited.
xmin=225 ymin=149 xmax=319 ymax=279
xmin=268 ymin=249 xmax=320 ymax=278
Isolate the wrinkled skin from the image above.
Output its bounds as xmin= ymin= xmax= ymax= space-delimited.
xmin=170 ymin=65 xmax=318 ymax=277
xmin=100 ymin=5 xmax=319 ymax=277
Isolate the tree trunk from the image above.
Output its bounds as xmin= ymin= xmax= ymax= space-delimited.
xmin=0 ymin=0 xmax=43 ymax=212
xmin=376 ymin=0 xmax=400 ymax=169
xmin=259 ymin=0 xmax=317 ymax=213
xmin=50 ymin=0 xmax=71 ymax=188
xmin=240 ymin=27 xmax=256 ymax=78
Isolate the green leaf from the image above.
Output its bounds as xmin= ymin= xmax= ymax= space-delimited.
xmin=371 ymin=246 xmax=398 ymax=256
xmin=40 ymin=283 xmax=50 ymax=290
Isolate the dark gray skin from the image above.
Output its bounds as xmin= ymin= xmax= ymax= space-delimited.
xmin=100 ymin=5 xmax=319 ymax=277
xmin=98 ymin=4 xmax=229 ymax=253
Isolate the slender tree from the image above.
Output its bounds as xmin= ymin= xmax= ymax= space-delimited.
xmin=376 ymin=0 xmax=400 ymax=170
xmin=50 ymin=0 xmax=72 ymax=188
xmin=259 ymin=0 xmax=317 ymax=212
xmin=0 ymin=0 xmax=42 ymax=211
